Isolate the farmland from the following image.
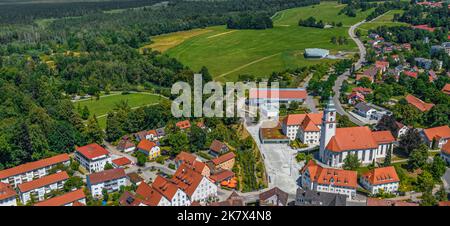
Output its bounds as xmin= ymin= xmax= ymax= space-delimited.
xmin=151 ymin=2 xmax=374 ymax=81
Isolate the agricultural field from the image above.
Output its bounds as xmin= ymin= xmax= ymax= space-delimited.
xmin=150 ymin=2 xmax=374 ymax=81
xmin=75 ymin=92 xmax=165 ymax=128
xmin=357 ymin=9 xmax=408 ymax=38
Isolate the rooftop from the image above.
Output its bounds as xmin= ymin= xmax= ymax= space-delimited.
xmin=0 ymin=182 xmax=16 ymax=201
xmin=423 ymin=125 xmax=450 ymax=141
xmin=0 ymin=153 xmax=70 ymax=179
xmin=249 ymin=88 xmax=307 ymax=100
xmin=18 ymin=171 xmax=69 ymax=192
xmin=87 ymin=168 xmax=126 ymax=185
xmin=76 ymin=143 xmax=110 ymax=160
xmin=34 ymin=189 xmax=85 ymax=206
xmin=362 ymin=166 xmax=400 ymax=185
xmin=211 ymin=152 xmax=236 ymax=165
xmin=301 ymin=160 xmax=357 ymax=188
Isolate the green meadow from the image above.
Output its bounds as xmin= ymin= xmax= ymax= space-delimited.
xmin=153 ymin=2 xmax=374 ymax=81
xmin=357 ymin=9 xmax=408 ymax=38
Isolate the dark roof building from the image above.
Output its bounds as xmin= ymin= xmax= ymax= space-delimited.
xmin=259 ymin=187 xmax=289 ymax=206
xmin=295 ymin=188 xmax=347 ymax=206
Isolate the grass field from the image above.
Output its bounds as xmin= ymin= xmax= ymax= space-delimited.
xmin=357 ymin=10 xmax=408 ymax=38
xmin=149 ymin=2 xmax=374 ymax=81
xmin=75 ymin=92 xmax=164 ymax=128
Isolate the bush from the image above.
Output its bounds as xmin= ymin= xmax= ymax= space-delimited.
xmin=168 ymin=163 xmax=175 ymax=170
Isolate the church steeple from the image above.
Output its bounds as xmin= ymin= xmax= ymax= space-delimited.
xmin=319 ymin=96 xmax=337 ymax=162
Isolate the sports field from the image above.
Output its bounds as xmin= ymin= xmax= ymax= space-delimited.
xmin=76 ymin=92 xmax=164 ymax=128
xmin=150 ymin=2 xmax=374 ymax=81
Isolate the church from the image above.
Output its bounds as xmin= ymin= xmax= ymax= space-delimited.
xmin=318 ymin=97 xmax=395 ymax=168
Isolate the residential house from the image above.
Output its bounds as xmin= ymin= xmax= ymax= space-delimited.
xmin=18 ymin=171 xmax=69 ymax=203
xmin=111 ymin=157 xmax=132 ymax=168
xmin=0 ymin=182 xmax=17 ymax=206
xmin=347 ymin=92 xmax=365 ymax=105
xmin=176 ymin=120 xmax=191 ymax=130
xmin=295 ymin=188 xmax=347 ymax=206
xmin=0 ymin=153 xmax=70 ymax=187
xmin=422 ymin=125 xmax=450 ymax=149
xmin=441 ymin=83 xmax=450 ymax=95
xmin=75 ymin=143 xmax=112 ymax=173
xmin=442 ymin=138 xmax=450 ymax=164
xmin=393 ymin=121 xmax=409 ymax=138
xmin=174 ymin=151 xmax=210 ymax=177
xmin=375 ymin=60 xmax=389 ymax=72
xmin=412 ymin=24 xmax=435 ymax=32
xmin=360 ymin=166 xmax=400 ymax=194
xmin=209 ymin=140 xmax=229 ymax=157
xmin=259 ymin=187 xmax=289 ymax=206
xmin=403 ymin=70 xmax=418 ymax=79
xmin=87 ymin=168 xmax=127 ymax=197
xmin=172 ymin=163 xmax=218 ymax=203
xmin=300 ymin=160 xmax=357 ymax=199
xmin=209 ymin=191 xmax=245 ymax=206
xmin=34 ymin=189 xmax=86 ymax=206
xmin=352 ymin=87 xmax=372 ymax=95
xmin=355 ymin=102 xmax=377 ymax=119
xmin=152 ymin=176 xmax=190 ymax=206
xmin=281 ymin=112 xmax=323 ymax=145
xmin=209 ymin=169 xmax=236 ymax=188
xmin=137 ymin=139 xmax=161 ymax=160
xmin=117 ymin=138 xmax=135 ymax=153
xmin=135 ymin=182 xmax=171 ymax=206
xmin=356 ymin=67 xmax=378 ymax=82
xmin=405 ymin=94 xmax=434 ymax=112
xmin=366 ymin=197 xmax=418 ymax=206
xmin=127 ymin=172 xmax=144 ymax=186
xmin=211 ymin=152 xmax=236 ymax=171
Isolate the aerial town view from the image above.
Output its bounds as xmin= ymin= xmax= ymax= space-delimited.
xmin=0 ymin=0 xmax=449 ymax=222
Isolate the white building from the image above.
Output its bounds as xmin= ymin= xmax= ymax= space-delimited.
xmin=319 ymin=97 xmax=396 ymax=167
xmin=87 ymin=168 xmax=128 ymax=197
xmin=281 ymin=112 xmax=323 ymax=145
xmin=34 ymin=189 xmax=86 ymax=206
xmin=441 ymin=142 xmax=450 ymax=164
xmin=360 ymin=166 xmax=400 ymax=194
xmin=0 ymin=154 xmax=70 ymax=187
xmin=75 ymin=143 xmax=112 ymax=173
xmin=17 ymin=171 xmax=69 ymax=204
xmin=172 ymin=163 xmax=217 ymax=203
xmin=249 ymin=88 xmax=307 ymax=106
xmin=300 ymin=160 xmax=357 ymax=200
xmin=422 ymin=125 xmax=450 ymax=149
xmin=152 ymin=176 xmax=191 ymax=206
xmin=0 ymin=182 xmax=17 ymax=206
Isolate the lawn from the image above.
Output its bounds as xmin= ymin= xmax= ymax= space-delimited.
xmin=357 ymin=10 xmax=408 ymax=39
xmin=149 ymin=2 xmax=374 ymax=81
xmin=75 ymin=92 xmax=164 ymax=128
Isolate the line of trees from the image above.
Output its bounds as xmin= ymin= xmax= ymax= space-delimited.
xmin=226 ymin=13 xmax=273 ymax=30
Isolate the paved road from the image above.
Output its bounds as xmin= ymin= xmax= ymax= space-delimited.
xmin=332 ymin=20 xmax=367 ymax=126
xmin=302 ymin=73 xmax=318 ymax=113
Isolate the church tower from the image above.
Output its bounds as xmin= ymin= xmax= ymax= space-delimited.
xmin=319 ymin=96 xmax=337 ymax=162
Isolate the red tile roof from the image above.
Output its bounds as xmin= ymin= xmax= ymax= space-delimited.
xmin=18 ymin=171 xmax=69 ymax=192
xmin=442 ymin=84 xmax=450 ymax=95
xmin=152 ymin=176 xmax=179 ymax=200
xmin=326 ymin=127 xmax=379 ymax=152
xmin=34 ymin=189 xmax=85 ymax=206
xmin=403 ymin=70 xmax=418 ymax=79
xmin=112 ymin=157 xmax=132 ymax=167
xmin=301 ymin=160 xmax=357 ymax=188
xmin=175 ymin=151 xmax=197 ymax=165
xmin=423 ymin=125 xmax=450 ymax=141
xmin=371 ymin=131 xmax=396 ymax=144
xmin=76 ymin=143 xmax=109 ymax=160
xmin=412 ymin=24 xmax=435 ymax=32
xmin=135 ymin=182 xmax=164 ymax=206
xmin=147 ymin=130 xmax=157 ymax=136
xmin=405 ymin=94 xmax=434 ymax=112
xmin=212 ymin=152 xmax=236 ymax=165
xmin=0 ymin=154 xmax=70 ymax=180
xmin=210 ymin=140 xmax=226 ymax=154
xmin=249 ymin=88 xmax=307 ymax=100
xmin=301 ymin=114 xmax=321 ymax=132
xmin=283 ymin=112 xmax=322 ymax=126
xmin=0 ymin=182 xmax=16 ymax=201
xmin=352 ymin=87 xmax=372 ymax=94
xmin=375 ymin=60 xmax=389 ymax=70
xmin=137 ymin=139 xmax=157 ymax=152
xmin=442 ymin=141 xmax=450 ymax=155
xmin=209 ymin=170 xmax=235 ymax=183
xmin=87 ymin=168 xmax=126 ymax=185
xmin=176 ymin=120 xmax=191 ymax=129
xmin=172 ymin=163 xmax=205 ymax=197
xmin=438 ymin=201 xmax=450 ymax=206
xmin=367 ymin=197 xmax=418 ymax=206
xmin=362 ymin=166 xmax=399 ymax=185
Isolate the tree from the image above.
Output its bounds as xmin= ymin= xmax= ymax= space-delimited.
xmin=189 ymin=125 xmax=206 ymax=152
xmin=376 ymin=115 xmax=397 ymax=135
xmin=435 ymin=185 xmax=448 ymax=202
xmin=407 ymin=144 xmax=429 ymax=170
xmin=104 ymin=162 xmax=114 ymax=170
xmin=105 ymin=113 xmax=124 ymax=142
xmin=83 ymin=116 xmax=105 ymax=144
xmin=199 ymin=66 xmax=212 ymax=83
xmin=430 ymin=155 xmax=447 ymax=181
xmin=165 ymin=130 xmax=189 ymax=156
xmin=102 ymin=188 xmax=109 ymax=202
xmin=416 ymin=170 xmax=434 ymax=192
xmin=398 ymin=129 xmax=422 ymax=155
xmin=64 ymin=176 xmax=83 ymax=192
xmin=383 ymin=148 xmax=392 ymax=167
xmin=357 ymin=77 xmax=372 ymax=88
xmin=81 ymin=106 xmax=90 ymax=120
xmin=136 ymin=152 xmax=147 ymax=167
xmin=420 ymin=190 xmax=437 ymax=206
xmin=343 ymin=153 xmax=360 ymax=170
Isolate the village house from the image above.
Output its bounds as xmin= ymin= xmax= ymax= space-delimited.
xmin=176 ymin=120 xmax=191 ymax=130
xmin=295 ymin=188 xmax=347 ymax=206
xmin=75 ymin=143 xmax=112 ymax=173
xmin=34 ymin=189 xmax=86 ymax=206
xmin=134 ymin=182 xmax=171 ymax=206
xmin=356 ymin=67 xmax=378 ymax=83
xmin=127 ymin=172 xmax=144 ymax=186
xmin=209 ymin=140 xmax=229 ymax=157
xmin=152 ymin=175 xmax=191 ymax=206
xmin=117 ymin=138 xmax=135 ymax=153
xmin=281 ymin=112 xmax=323 ymax=145
xmin=366 ymin=197 xmax=418 ymax=206
xmin=375 ymin=60 xmax=389 ymax=72
xmin=211 ymin=152 xmax=236 ymax=171
xmin=360 ymin=166 xmax=400 ymax=194
xmin=209 ymin=170 xmax=236 ymax=189
xmin=300 ymin=160 xmax=357 ymax=199
xmin=354 ymin=102 xmax=377 ymax=119
xmin=111 ymin=157 xmax=132 ymax=168
xmin=174 ymin=151 xmax=210 ymax=177
xmin=422 ymin=125 xmax=450 ymax=149
xmin=0 ymin=153 xmax=70 ymax=187
xmin=319 ymin=97 xmax=395 ymax=167
xmin=441 ymin=142 xmax=450 ymax=164
xmin=87 ymin=168 xmax=127 ymax=197
xmin=347 ymin=92 xmax=365 ymax=105
xmin=441 ymin=83 xmax=450 ymax=95
xmin=18 ymin=171 xmax=69 ymax=203
xmin=259 ymin=187 xmax=289 ymax=206
xmin=405 ymin=94 xmax=435 ymax=112
xmin=209 ymin=191 xmax=245 ymax=206
xmin=137 ymin=139 xmax=161 ymax=160
xmin=393 ymin=121 xmax=410 ymax=139
xmin=403 ymin=70 xmax=418 ymax=79
xmin=172 ymin=163 xmax=218 ymax=203
xmin=352 ymin=87 xmax=372 ymax=95
xmin=0 ymin=182 xmax=17 ymax=206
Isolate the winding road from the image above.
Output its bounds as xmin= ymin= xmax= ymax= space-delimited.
xmin=332 ymin=20 xmax=367 ymax=126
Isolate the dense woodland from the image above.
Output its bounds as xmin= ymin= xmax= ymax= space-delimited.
xmin=226 ymin=13 xmax=273 ymax=30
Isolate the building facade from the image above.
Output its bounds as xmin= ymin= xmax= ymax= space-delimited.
xmin=360 ymin=166 xmax=400 ymax=194
xmin=87 ymin=168 xmax=128 ymax=197
xmin=75 ymin=143 xmax=112 ymax=173
xmin=17 ymin=171 xmax=69 ymax=204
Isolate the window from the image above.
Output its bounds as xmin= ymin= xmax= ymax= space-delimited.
xmin=329 ymin=124 xmax=333 ymax=129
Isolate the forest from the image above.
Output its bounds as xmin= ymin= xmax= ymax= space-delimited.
xmin=226 ymin=13 xmax=273 ymax=30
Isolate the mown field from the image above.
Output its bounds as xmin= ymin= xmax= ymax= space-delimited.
xmin=150 ymin=2 xmax=374 ymax=81
xmin=75 ymin=92 xmax=164 ymax=128
xmin=357 ymin=9 xmax=408 ymax=38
